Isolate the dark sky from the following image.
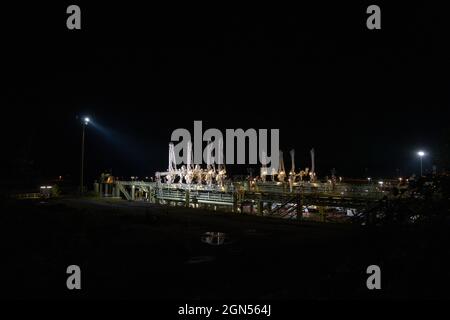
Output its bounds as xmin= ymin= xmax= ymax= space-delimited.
xmin=3 ymin=3 xmax=450 ymax=184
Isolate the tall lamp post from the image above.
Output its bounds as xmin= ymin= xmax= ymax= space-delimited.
xmin=80 ymin=117 xmax=90 ymax=194
xmin=417 ymin=151 xmax=425 ymax=176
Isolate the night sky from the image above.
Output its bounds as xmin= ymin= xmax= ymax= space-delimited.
xmin=3 ymin=3 xmax=449 ymax=186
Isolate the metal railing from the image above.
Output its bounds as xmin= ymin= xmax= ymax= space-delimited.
xmin=114 ymin=180 xmax=386 ymax=206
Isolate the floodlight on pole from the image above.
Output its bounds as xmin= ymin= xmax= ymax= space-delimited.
xmin=80 ymin=116 xmax=91 ymax=194
xmin=417 ymin=151 xmax=425 ymax=176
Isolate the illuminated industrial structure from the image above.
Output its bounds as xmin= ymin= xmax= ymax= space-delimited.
xmin=94 ymin=142 xmax=409 ymax=222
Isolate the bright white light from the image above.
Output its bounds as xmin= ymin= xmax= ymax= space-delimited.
xmin=417 ymin=151 xmax=425 ymax=157
xmin=378 ymin=181 xmax=384 ymax=185
xmin=84 ymin=117 xmax=90 ymax=124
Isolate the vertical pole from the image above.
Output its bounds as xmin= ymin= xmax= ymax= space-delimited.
xmin=296 ymin=194 xmax=302 ymax=220
xmin=80 ymin=124 xmax=85 ymax=194
xmin=420 ymin=157 xmax=423 ymax=176
xmin=185 ymin=190 xmax=190 ymax=208
xmin=319 ymin=206 xmax=325 ymax=222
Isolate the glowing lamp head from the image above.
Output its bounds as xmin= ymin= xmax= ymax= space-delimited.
xmin=417 ymin=151 xmax=425 ymax=157
xmin=83 ymin=117 xmax=90 ymax=125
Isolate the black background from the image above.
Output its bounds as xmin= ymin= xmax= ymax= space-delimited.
xmin=3 ymin=2 xmax=449 ymax=187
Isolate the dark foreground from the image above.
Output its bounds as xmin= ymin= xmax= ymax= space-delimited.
xmin=1 ymin=197 xmax=450 ymax=300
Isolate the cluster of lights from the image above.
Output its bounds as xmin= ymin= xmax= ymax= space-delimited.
xmin=363 ymin=150 xmax=427 ymax=185
xmin=40 ymin=186 xmax=53 ymax=189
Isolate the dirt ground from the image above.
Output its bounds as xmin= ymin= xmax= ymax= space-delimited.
xmin=1 ymin=197 xmax=450 ymax=300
